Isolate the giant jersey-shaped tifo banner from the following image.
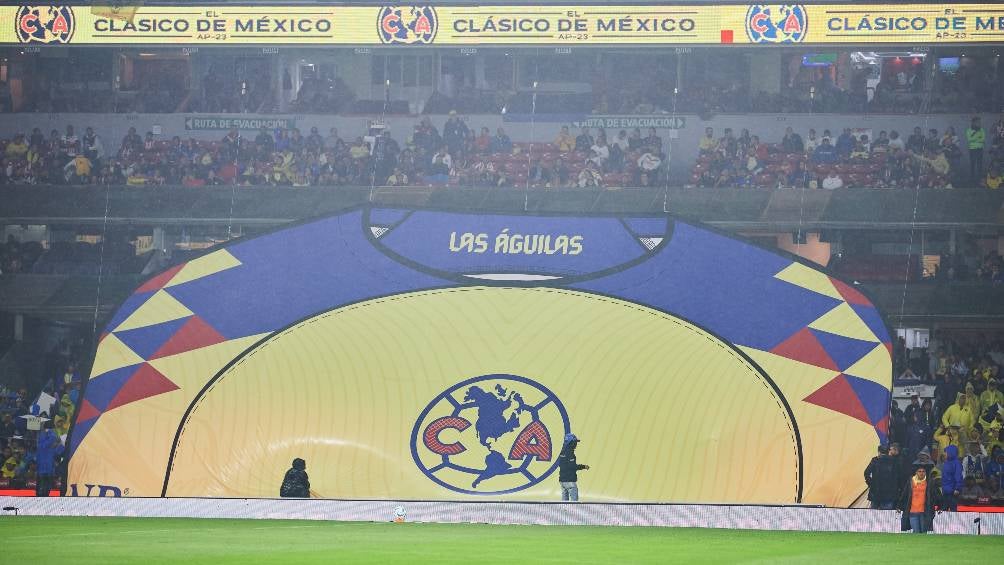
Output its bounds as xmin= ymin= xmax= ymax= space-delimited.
xmin=67 ymin=207 xmax=892 ymax=505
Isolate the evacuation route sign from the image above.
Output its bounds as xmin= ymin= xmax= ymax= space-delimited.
xmin=184 ymin=116 xmax=296 ymax=131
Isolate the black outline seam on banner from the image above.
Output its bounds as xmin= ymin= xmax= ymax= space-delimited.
xmin=162 ymin=285 xmax=803 ymax=503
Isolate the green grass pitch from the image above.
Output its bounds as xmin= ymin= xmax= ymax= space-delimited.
xmin=0 ymin=516 xmax=997 ymax=564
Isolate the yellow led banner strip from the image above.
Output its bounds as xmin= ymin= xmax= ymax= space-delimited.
xmin=2 ymin=5 xmax=1002 ymax=46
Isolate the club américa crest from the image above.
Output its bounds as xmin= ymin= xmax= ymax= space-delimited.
xmin=746 ymin=4 xmax=807 ymax=43
xmin=411 ymin=374 xmax=570 ymax=495
xmin=377 ymin=6 xmax=437 ymax=44
xmin=16 ymin=6 xmax=75 ymax=44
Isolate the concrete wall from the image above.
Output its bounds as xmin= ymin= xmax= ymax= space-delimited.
xmin=748 ymin=51 xmax=782 ymax=95
xmin=0 ymin=112 xmax=993 ymax=178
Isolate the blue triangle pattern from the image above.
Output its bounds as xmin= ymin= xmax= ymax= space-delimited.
xmin=574 ymin=224 xmax=845 ymax=352
xmin=114 ymin=316 xmax=191 ymax=360
xmin=103 ymin=291 xmax=155 ymax=333
xmin=845 ymin=374 xmax=891 ymax=425
xmin=83 ymin=364 xmax=142 ymax=412
xmin=809 ymin=328 xmax=878 ymax=372
xmin=849 ymin=304 xmax=891 ymax=345
xmin=67 ymin=417 xmax=97 ymax=458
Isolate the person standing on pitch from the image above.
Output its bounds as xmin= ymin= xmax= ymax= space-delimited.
xmin=558 ymin=433 xmax=589 ymax=502
xmin=279 ymin=458 xmax=310 ymax=498
xmin=35 ymin=426 xmax=63 ymax=497
xmin=864 ymin=444 xmax=898 ymax=509
xmin=898 ymin=458 xmax=940 ymax=534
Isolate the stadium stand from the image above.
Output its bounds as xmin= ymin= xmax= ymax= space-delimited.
xmin=1 ymin=114 xmax=1002 ymax=189
xmin=8 ymin=49 xmax=1002 ymax=117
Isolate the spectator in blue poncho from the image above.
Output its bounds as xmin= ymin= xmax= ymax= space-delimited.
xmin=35 ymin=427 xmax=64 ymax=496
xmin=940 ymin=444 xmax=963 ymax=511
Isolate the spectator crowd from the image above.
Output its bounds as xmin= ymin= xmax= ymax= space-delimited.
xmin=0 ymin=115 xmax=666 ymax=189
xmin=2 ymin=115 xmax=1002 ymax=190
xmin=690 ymin=116 xmax=1004 ymax=190
xmin=872 ymin=333 xmax=1004 ymax=512
xmin=1 ymin=359 xmax=81 ymax=494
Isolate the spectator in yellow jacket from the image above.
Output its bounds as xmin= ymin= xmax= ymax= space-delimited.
xmin=915 ymin=149 xmax=950 ymax=176
xmin=941 ymin=394 xmax=974 ymax=431
xmin=933 ymin=425 xmax=964 ymax=457
xmin=554 ymin=126 xmax=575 ymax=153
xmin=988 ymin=167 xmax=1003 ymax=190
xmin=5 ymin=134 xmax=28 ymax=158
xmin=64 ymin=154 xmax=92 ymax=183
xmin=981 ymin=379 xmax=1003 ymax=413
xmin=980 ymin=408 xmax=1002 ymax=442
xmin=1 ymin=456 xmax=17 ymax=479
xmin=963 ymin=384 xmax=982 ymax=418
xmin=973 ymin=357 xmax=998 ymax=382
xmin=699 ymin=127 xmax=718 ymax=155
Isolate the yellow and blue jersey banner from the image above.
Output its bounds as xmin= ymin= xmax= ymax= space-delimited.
xmin=68 ymin=208 xmax=892 ymax=506
xmin=3 ymin=4 xmax=1003 ymax=46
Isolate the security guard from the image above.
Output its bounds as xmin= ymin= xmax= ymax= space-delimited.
xmin=966 ymin=116 xmax=985 ymax=182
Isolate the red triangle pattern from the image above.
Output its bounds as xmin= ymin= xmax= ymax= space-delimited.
xmin=76 ymin=399 xmax=101 ymax=423
xmin=135 ymin=264 xmax=185 ymax=294
xmin=874 ymin=414 xmax=890 ymax=435
xmin=105 ymin=363 xmax=179 ymax=412
xmin=151 ymin=315 xmax=227 ymax=359
xmin=803 ymin=374 xmax=871 ymax=424
xmin=829 ymin=277 xmax=871 ymax=306
xmin=770 ymin=327 xmax=838 ymax=371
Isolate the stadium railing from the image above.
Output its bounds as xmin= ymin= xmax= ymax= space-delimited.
xmin=0 ymin=185 xmax=1001 ymax=229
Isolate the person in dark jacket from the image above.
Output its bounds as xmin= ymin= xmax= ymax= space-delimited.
xmin=889 ymin=402 xmax=907 ymax=446
xmin=888 ymin=443 xmax=912 ymax=500
xmin=934 ymin=375 xmax=960 ymax=420
xmin=558 ymin=433 xmax=589 ymax=502
xmin=898 ymin=459 xmax=940 ymax=533
xmin=919 ymin=397 xmax=938 ymax=429
xmin=940 ymin=444 xmax=964 ymax=511
xmin=279 ymin=457 xmax=310 ymax=498
xmin=35 ymin=427 xmax=64 ymax=497
xmin=442 ymin=112 xmax=469 ymax=158
xmin=864 ymin=444 xmax=899 ymax=509
xmin=903 ymin=394 xmax=922 ymax=423
xmin=905 ymin=410 xmax=932 ymax=461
